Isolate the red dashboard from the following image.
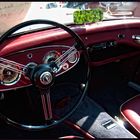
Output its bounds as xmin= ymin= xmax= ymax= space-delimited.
xmin=0 ymin=19 xmax=140 ymax=91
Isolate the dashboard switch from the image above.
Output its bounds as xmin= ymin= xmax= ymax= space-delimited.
xmin=118 ymin=34 xmax=125 ymax=39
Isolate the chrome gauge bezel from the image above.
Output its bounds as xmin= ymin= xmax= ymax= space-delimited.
xmin=43 ymin=50 xmax=62 ymax=73
xmin=0 ymin=65 xmax=21 ymax=86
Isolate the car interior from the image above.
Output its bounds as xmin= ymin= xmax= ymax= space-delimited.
xmin=0 ymin=2 xmax=140 ymax=139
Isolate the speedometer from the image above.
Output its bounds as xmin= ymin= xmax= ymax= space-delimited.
xmin=0 ymin=64 xmax=21 ymax=86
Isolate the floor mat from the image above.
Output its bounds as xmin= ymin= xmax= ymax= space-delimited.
xmin=68 ymin=97 xmax=136 ymax=138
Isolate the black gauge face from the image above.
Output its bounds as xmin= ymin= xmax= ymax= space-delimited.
xmin=0 ymin=65 xmax=21 ymax=86
xmin=43 ymin=50 xmax=61 ymax=73
xmin=43 ymin=50 xmax=61 ymax=63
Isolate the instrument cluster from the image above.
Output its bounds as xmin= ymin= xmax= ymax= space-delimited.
xmin=0 ymin=45 xmax=80 ymax=90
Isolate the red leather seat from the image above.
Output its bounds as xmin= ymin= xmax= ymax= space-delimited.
xmin=120 ymin=95 xmax=140 ymax=134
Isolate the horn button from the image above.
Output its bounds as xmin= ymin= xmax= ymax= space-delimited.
xmin=40 ymin=71 xmax=53 ymax=86
xmin=25 ymin=63 xmax=54 ymax=89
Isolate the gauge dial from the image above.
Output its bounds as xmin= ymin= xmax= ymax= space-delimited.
xmin=68 ymin=53 xmax=78 ymax=64
xmin=0 ymin=64 xmax=21 ymax=86
xmin=43 ymin=50 xmax=61 ymax=73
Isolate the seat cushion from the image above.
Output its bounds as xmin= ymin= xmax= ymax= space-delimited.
xmin=120 ymin=95 xmax=140 ymax=133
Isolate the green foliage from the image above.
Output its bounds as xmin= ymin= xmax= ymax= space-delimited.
xmin=73 ymin=8 xmax=103 ymax=24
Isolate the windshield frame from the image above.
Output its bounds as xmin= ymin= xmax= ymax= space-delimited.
xmin=1 ymin=1 xmax=140 ymax=38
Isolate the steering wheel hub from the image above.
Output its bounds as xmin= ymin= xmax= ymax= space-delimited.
xmin=40 ymin=71 xmax=53 ymax=86
xmin=25 ymin=63 xmax=54 ymax=89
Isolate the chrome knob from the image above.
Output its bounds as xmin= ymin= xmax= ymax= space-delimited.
xmin=40 ymin=72 xmax=53 ymax=85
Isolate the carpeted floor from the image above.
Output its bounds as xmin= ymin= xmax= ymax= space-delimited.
xmin=88 ymin=60 xmax=140 ymax=117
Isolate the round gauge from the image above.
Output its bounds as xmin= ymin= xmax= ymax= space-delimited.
xmin=68 ymin=53 xmax=78 ymax=64
xmin=43 ymin=50 xmax=61 ymax=73
xmin=0 ymin=64 xmax=21 ymax=86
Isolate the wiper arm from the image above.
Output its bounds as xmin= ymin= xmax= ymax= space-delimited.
xmin=103 ymin=17 xmax=140 ymax=21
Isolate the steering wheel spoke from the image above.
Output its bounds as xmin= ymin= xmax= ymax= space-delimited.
xmin=40 ymin=88 xmax=53 ymax=122
xmin=55 ymin=47 xmax=77 ymax=68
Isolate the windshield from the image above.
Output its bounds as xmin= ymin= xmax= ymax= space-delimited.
xmin=0 ymin=2 xmax=140 ymax=35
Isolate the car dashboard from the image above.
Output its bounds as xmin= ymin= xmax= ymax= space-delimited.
xmin=0 ymin=19 xmax=140 ymax=91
